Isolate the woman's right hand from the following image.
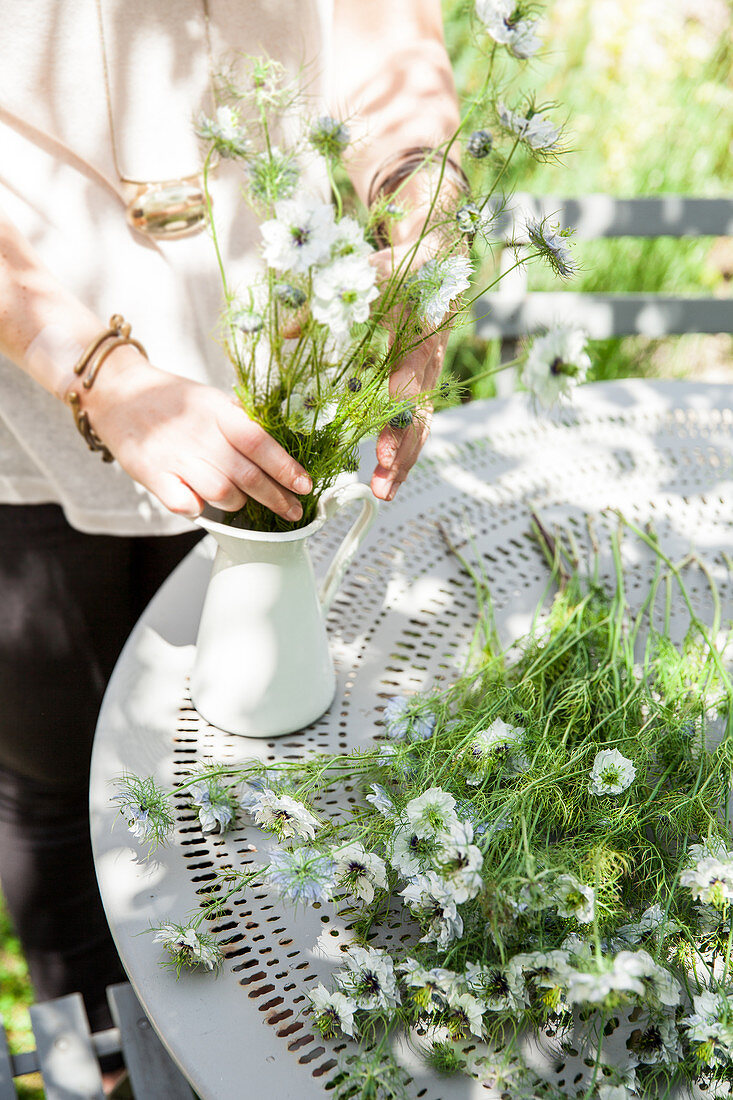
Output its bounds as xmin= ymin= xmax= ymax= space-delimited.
xmin=78 ymin=346 xmax=312 ymax=521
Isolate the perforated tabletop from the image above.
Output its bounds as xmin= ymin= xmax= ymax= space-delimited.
xmin=90 ymin=381 xmax=733 ymax=1099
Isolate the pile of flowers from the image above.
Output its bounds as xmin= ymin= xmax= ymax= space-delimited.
xmin=114 ymin=516 xmax=733 ymax=1098
xmin=191 ymin=2 xmax=589 ymax=531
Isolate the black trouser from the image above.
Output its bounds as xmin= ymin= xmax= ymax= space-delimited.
xmin=0 ymin=503 xmax=201 ymax=1032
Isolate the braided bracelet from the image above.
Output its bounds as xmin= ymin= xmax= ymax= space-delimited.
xmin=66 ymin=314 xmax=147 ymax=463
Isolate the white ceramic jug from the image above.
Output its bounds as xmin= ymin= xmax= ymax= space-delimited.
xmin=190 ymin=483 xmax=378 ymax=737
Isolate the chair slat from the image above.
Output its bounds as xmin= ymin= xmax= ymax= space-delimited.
xmin=493 ymin=195 xmax=733 ymax=240
xmin=0 ymin=1018 xmax=17 ymax=1100
xmin=29 ymin=994 xmax=105 ymax=1100
xmin=475 ymin=293 xmax=733 ymax=339
xmin=107 ymin=983 xmax=194 ymax=1100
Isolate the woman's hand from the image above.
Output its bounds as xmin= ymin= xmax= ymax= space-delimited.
xmin=78 ymin=347 xmax=312 ymax=520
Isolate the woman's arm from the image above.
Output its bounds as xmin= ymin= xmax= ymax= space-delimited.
xmin=331 ymin=0 xmax=462 ymax=501
xmin=0 ymin=207 xmax=312 ymax=520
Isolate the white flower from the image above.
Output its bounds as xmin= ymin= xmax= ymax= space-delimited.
xmin=330 ymin=215 xmax=372 ymax=260
xmin=309 ymin=984 xmax=355 ymax=1037
xmin=566 ymin=951 xmax=651 ymax=1006
xmin=251 ymin=790 xmax=320 ymax=841
xmin=598 ymin=1087 xmax=634 ymax=1100
xmin=188 ymin=779 xmax=235 ymax=835
xmin=153 ymin=923 xmax=221 ymax=972
xmin=434 ymin=820 xmax=484 ymax=903
xmin=632 ymin=950 xmax=681 ymax=1008
xmin=399 ymin=959 xmax=459 ymax=1008
xmin=680 ymin=849 xmax=733 ymax=909
xmin=525 ymin=217 xmax=577 ymax=278
xmin=365 ymin=783 xmax=395 ymax=816
xmin=401 ymin=872 xmax=464 ymax=948
xmin=628 ymin=1010 xmax=682 ymax=1065
xmin=261 ymin=197 xmax=336 ymax=273
xmin=311 ymin=256 xmax=378 ymax=338
xmin=513 ymin=950 xmax=571 ymax=989
xmin=521 ymin=326 xmax=590 ymax=408
xmin=682 ymin=990 xmax=733 ymax=1058
xmin=405 ymin=787 xmax=459 ymax=839
xmin=331 ymin=842 xmax=387 ymax=903
xmin=498 ymin=103 xmax=560 ymax=151
xmin=124 ymin=804 xmax=152 ymax=841
xmin=196 ymin=105 xmax=250 ymax=157
xmin=411 ymin=256 xmax=473 ymax=328
xmin=336 ymin=946 xmax=400 ymax=1011
xmin=589 ymin=748 xmax=637 ymax=796
xmin=382 ymin=697 xmax=436 ymax=742
xmin=467 ymin=718 xmax=529 ymax=778
xmin=475 ymin=0 xmax=541 ymax=59
xmin=266 ymin=848 xmax=335 ymax=904
xmin=446 ymin=990 xmax=486 ymax=1037
xmin=389 ymin=823 xmax=427 ymax=877
xmin=554 ymin=874 xmax=595 ymax=923
xmin=455 ymin=202 xmax=496 ymax=238
xmin=465 ymin=960 xmax=527 ymax=1012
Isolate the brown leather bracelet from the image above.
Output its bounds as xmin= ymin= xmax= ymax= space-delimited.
xmin=66 ymin=314 xmax=148 ymax=463
xmin=367 ymin=146 xmax=469 ymax=208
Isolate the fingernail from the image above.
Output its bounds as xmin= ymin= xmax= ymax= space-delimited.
xmin=287 ymin=504 xmax=303 ymax=521
xmin=294 ymin=475 xmax=312 ymax=494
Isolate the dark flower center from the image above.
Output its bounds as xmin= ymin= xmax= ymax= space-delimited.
xmin=362 ymin=971 xmax=381 ymax=995
xmin=291 ymin=226 xmax=310 ymax=247
xmin=550 ymin=356 xmax=564 ymax=375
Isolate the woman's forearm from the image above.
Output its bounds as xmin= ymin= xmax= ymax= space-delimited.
xmin=331 ymin=0 xmax=461 ymax=205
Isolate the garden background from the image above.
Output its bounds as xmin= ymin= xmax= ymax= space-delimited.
xmin=1 ymin=0 xmax=731 ymax=1094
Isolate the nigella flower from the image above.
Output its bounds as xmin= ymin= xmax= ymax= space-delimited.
xmin=445 ymin=990 xmax=486 ymax=1038
xmin=187 ymin=777 xmax=236 ymax=835
xmin=465 ymin=960 xmax=527 ymax=1012
xmin=247 ymin=147 xmax=300 ymax=204
xmin=680 ymin=847 xmax=733 ymax=910
xmin=112 ymin=775 xmax=174 ymax=848
xmin=275 ymin=283 xmax=307 ymax=309
xmin=553 ymin=873 xmax=595 ymax=923
xmin=404 ymin=787 xmax=459 ymax=839
xmin=311 ymin=255 xmax=379 ymax=340
xmin=681 ymin=989 xmax=733 ymax=1064
xmin=308 ymin=984 xmax=355 ymax=1038
xmin=335 ymin=946 xmax=401 ymax=1011
xmin=266 ymin=847 xmax=335 ymax=905
xmin=364 ymin=783 xmax=395 ymax=817
xmin=261 ymin=196 xmax=336 ymax=273
xmin=497 ymin=103 xmax=560 ymax=152
xmin=434 ymin=819 xmax=484 ymax=903
xmin=475 ymin=0 xmax=541 ymax=59
xmin=329 ymin=215 xmax=373 ymax=261
xmin=627 ymin=1011 xmax=682 ymax=1066
xmin=330 ymin=842 xmax=387 ymax=904
xmin=455 ymin=201 xmax=495 ymax=238
xmin=389 ymin=408 xmax=413 ymax=431
xmin=152 ymin=921 xmax=222 ymax=976
xmin=195 ymin=105 xmax=251 ymax=158
xmin=410 ymin=256 xmax=473 ymax=328
xmin=513 ymin=950 xmax=571 ymax=992
xmin=398 ymin=959 xmax=459 ymax=1010
xmin=309 ymin=115 xmax=350 ymax=160
xmin=388 ymin=822 xmax=433 ymax=877
xmin=589 ymin=748 xmax=637 ymax=796
xmin=382 ymin=696 xmax=436 ymax=742
xmin=466 ymin=718 xmax=529 ymax=780
xmin=250 ymin=789 xmax=320 ymax=841
xmin=401 ymin=872 xmax=464 ymax=948
xmin=525 ymin=216 xmax=577 ymax=278
xmin=466 ymin=129 xmax=493 ymax=158
xmin=520 ymin=326 xmax=590 ymax=408
xmin=565 ymin=951 xmax=650 ymax=1006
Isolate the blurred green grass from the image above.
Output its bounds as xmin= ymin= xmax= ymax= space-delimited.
xmin=1 ymin=2 xmax=731 ymax=1089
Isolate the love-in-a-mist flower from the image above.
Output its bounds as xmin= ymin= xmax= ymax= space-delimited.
xmin=311 ymin=256 xmax=379 ymax=339
xmin=455 ymin=202 xmax=496 ymax=238
xmin=410 ymin=256 xmax=473 ymax=328
xmin=627 ymin=1010 xmax=683 ymax=1065
xmin=680 ymin=849 xmax=733 ymax=909
xmin=475 ymin=0 xmax=541 ymax=59
xmin=566 ymin=951 xmax=650 ymax=1006
xmin=553 ymin=874 xmax=595 ymax=923
xmin=364 ymin=782 xmax=395 ymax=817
xmin=309 ymin=984 xmax=356 ymax=1038
xmin=521 ymin=326 xmax=590 ymax=408
xmin=382 ymin=697 xmax=436 ymax=742
xmin=401 ymin=872 xmax=464 ymax=949
xmin=445 ymin=990 xmax=486 ymax=1038
xmin=682 ymin=989 xmax=733 ymax=1065
xmin=329 ymin=215 xmax=373 ymax=260
xmin=404 ymin=787 xmax=459 ymax=839
xmin=266 ymin=847 xmax=335 ymax=904
xmin=261 ymin=197 xmax=336 ymax=273
xmin=196 ymin=105 xmax=251 ymax=158
xmin=336 ymin=946 xmax=401 ymax=1011
xmin=153 ymin=921 xmax=222 ymax=975
xmin=251 ymin=789 xmax=320 ymax=841
xmin=398 ymin=959 xmax=459 ymax=1010
xmin=330 ymin=842 xmax=387 ymax=904
xmin=309 ymin=116 xmax=350 ymax=160
xmin=465 ymin=960 xmax=527 ymax=1012
xmin=498 ymin=103 xmax=560 ymax=151
xmin=589 ymin=748 xmax=637 ymax=796
xmin=188 ymin=777 xmax=236 ymax=835
xmin=525 ymin=217 xmax=577 ymax=278
xmin=466 ymin=129 xmax=493 ymax=158
xmin=112 ymin=775 xmax=174 ymax=848
xmin=247 ymin=147 xmax=299 ymax=203
xmin=434 ymin=819 xmax=484 ymax=903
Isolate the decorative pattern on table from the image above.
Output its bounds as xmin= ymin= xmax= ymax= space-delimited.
xmin=170 ymin=394 xmax=733 ymax=1099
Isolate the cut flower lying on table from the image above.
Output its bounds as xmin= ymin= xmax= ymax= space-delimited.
xmin=189 ymin=2 xmax=588 ymax=532
xmin=113 ymin=514 xmax=733 ymax=1099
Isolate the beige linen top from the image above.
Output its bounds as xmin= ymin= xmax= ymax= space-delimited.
xmin=0 ymin=0 xmax=330 ymax=534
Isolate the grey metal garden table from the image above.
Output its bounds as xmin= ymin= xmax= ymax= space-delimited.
xmin=90 ymin=379 xmax=733 ymax=1100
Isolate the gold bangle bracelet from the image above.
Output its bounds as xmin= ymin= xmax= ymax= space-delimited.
xmin=67 ymin=314 xmax=148 ymax=463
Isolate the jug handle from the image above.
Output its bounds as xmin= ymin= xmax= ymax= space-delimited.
xmin=317 ymin=483 xmax=379 ymax=613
